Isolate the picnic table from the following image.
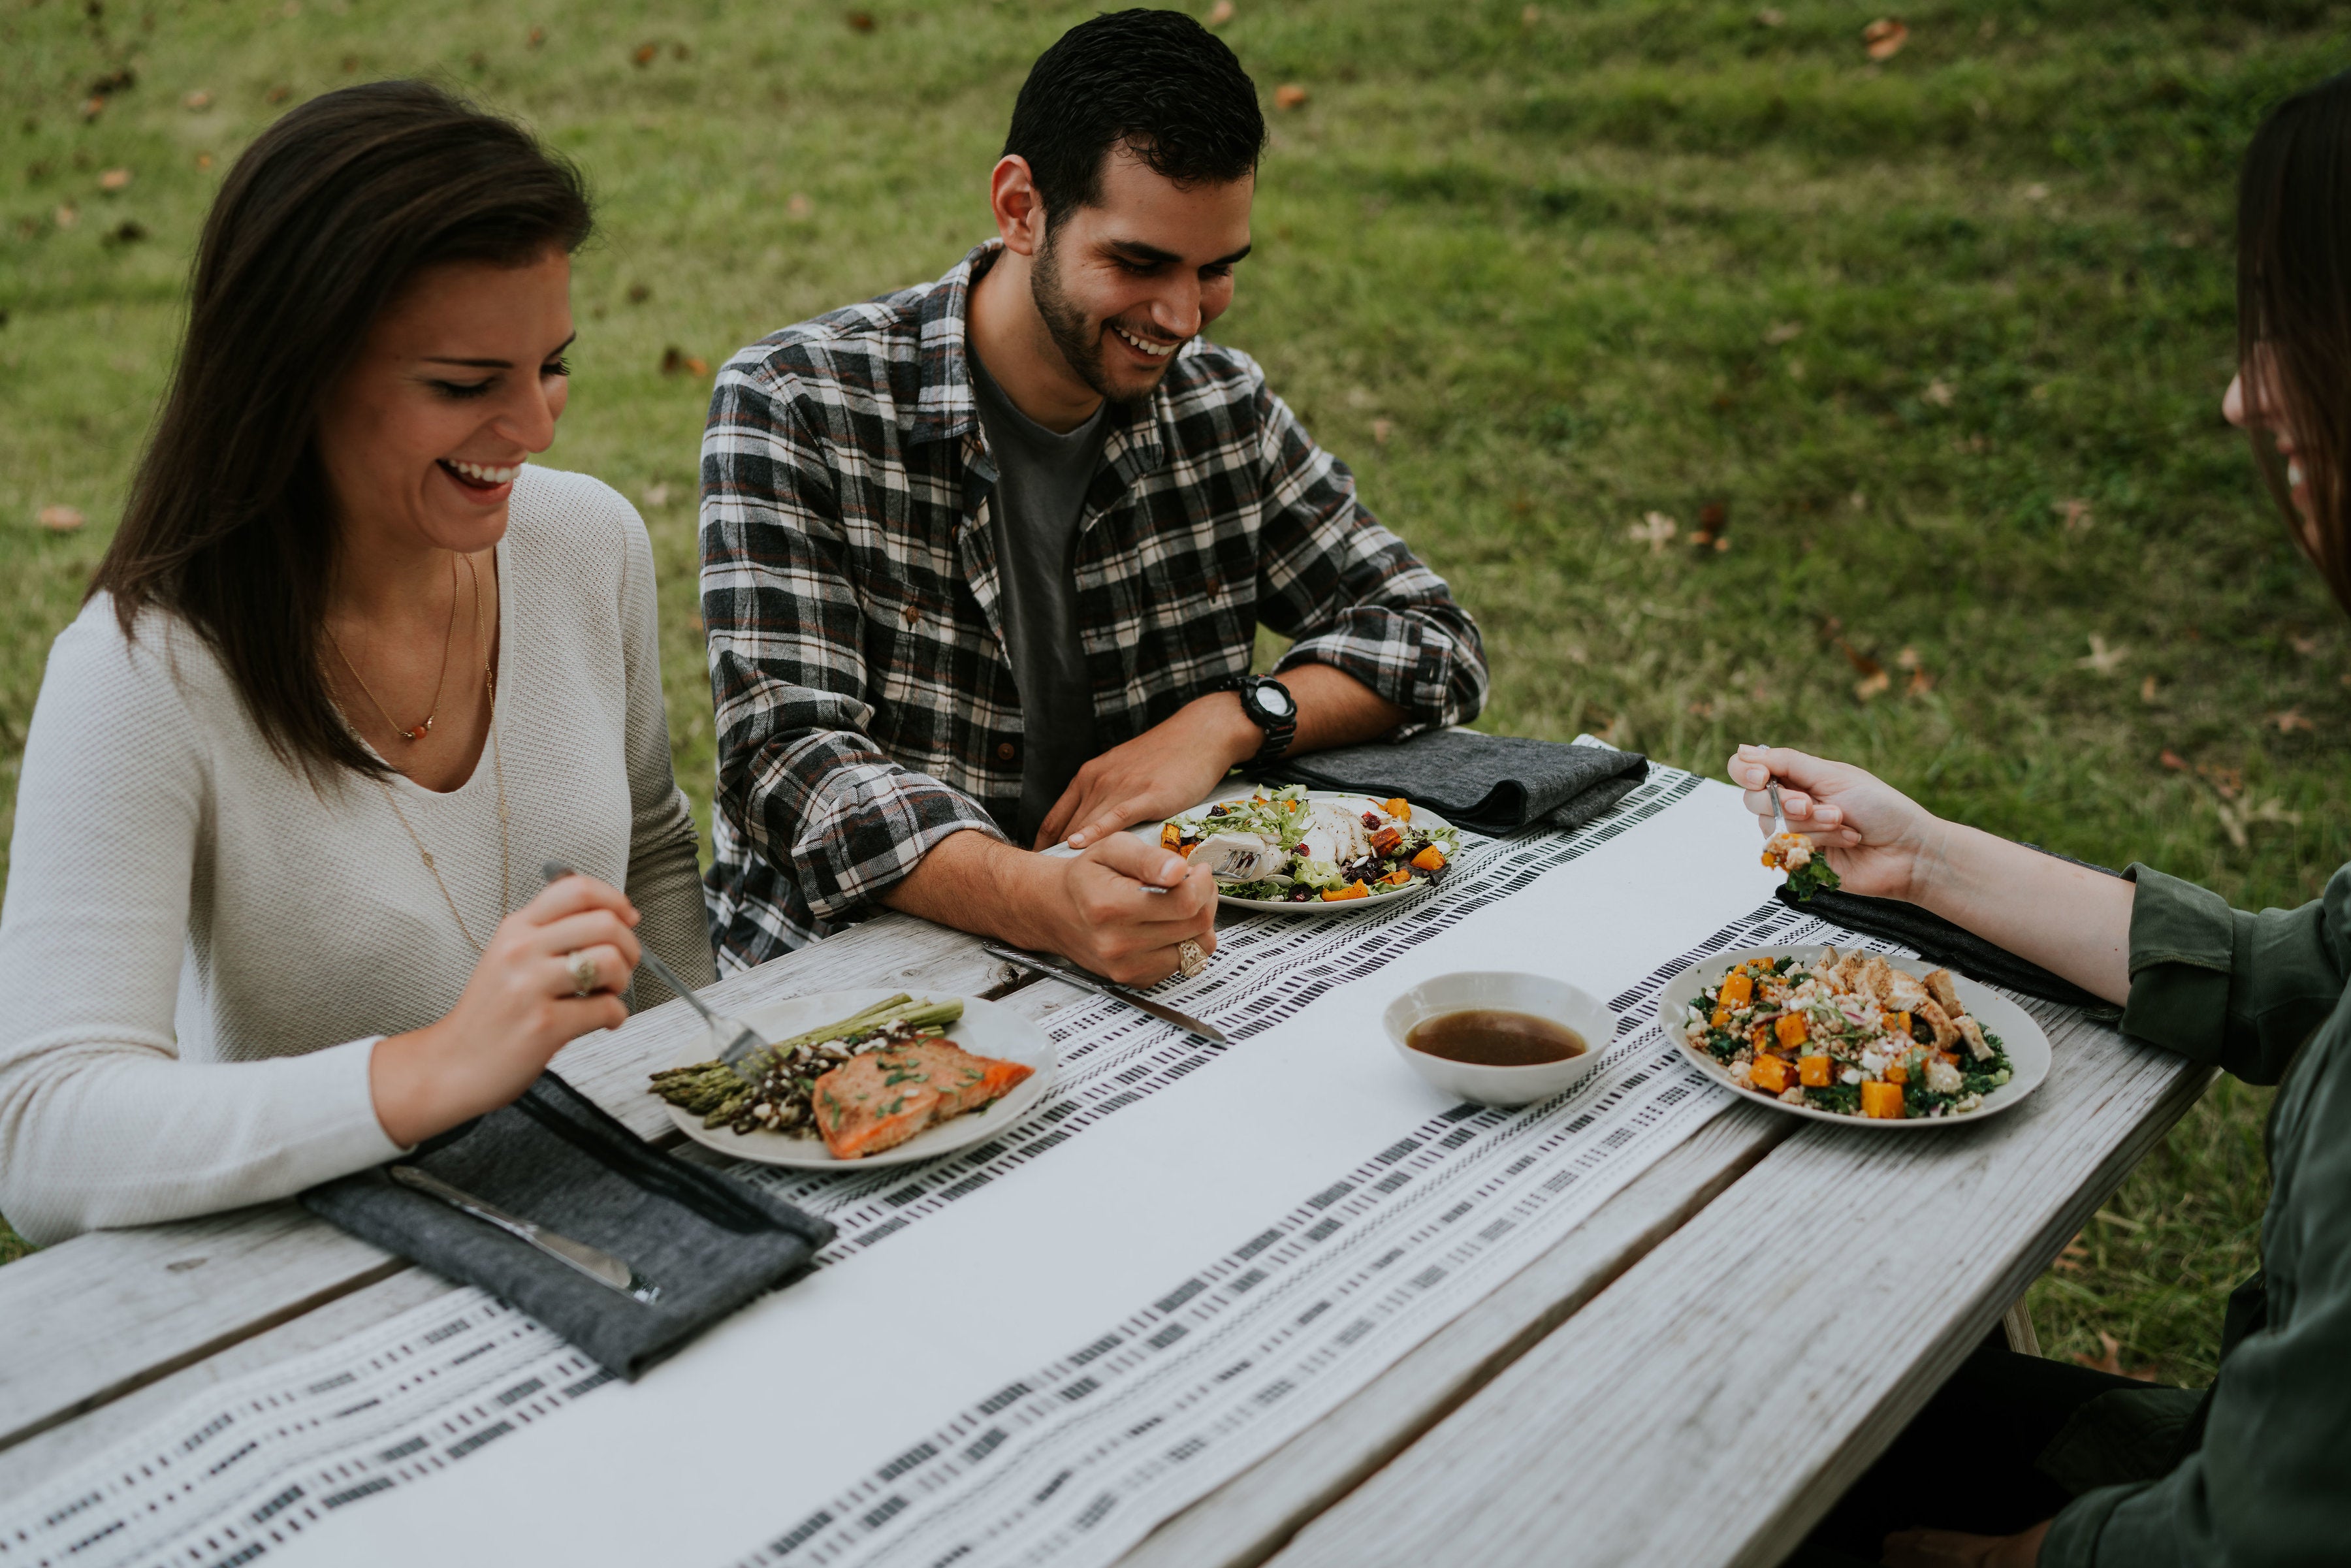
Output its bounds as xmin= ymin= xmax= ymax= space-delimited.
xmin=0 ymin=765 xmax=2206 ymax=1568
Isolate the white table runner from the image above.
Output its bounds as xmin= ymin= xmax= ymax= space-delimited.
xmin=2 ymin=768 xmax=1812 ymax=1568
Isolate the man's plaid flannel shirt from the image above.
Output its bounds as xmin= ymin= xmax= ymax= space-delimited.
xmin=699 ymin=242 xmax=1488 ymax=968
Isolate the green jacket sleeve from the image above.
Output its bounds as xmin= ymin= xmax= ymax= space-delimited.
xmin=2041 ymin=1016 xmax=2351 ymax=1567
xmin=2117 ymin=863 xmax=2351 ymax=1085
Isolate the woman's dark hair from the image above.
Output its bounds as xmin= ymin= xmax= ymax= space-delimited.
xmin=90 ymin=79 xmax=592 ymax=778
xmin=2239 ymin=71 xmax=2351 ymax=614
xmin=1003 ymin=8 xmax=1266 ymax=223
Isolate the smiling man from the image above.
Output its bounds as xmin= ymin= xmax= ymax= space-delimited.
xmin=699 ymin=8 xmax=1486 ymax=983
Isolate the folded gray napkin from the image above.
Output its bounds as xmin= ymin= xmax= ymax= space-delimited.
xmin=303 ymin=1072 xmax=832 ymax=1380
xmin=1266 ymin=729 xmax=1649 ymax=834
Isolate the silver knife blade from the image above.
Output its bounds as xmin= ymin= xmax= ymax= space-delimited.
xmin=983 ymin=944 xmax=1229 ymax=1045
xmin=389 ymin=1165 xmax=658 ymax=1303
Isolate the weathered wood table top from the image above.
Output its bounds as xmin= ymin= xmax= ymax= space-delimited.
xmin=0 ymin=882 xmax=2201 ymax=1568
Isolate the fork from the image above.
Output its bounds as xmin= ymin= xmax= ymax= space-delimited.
xmin=1767 ymin=778 xmax=1791 ymax=837
xmin=540 ymin=862 xmax=767 ymax=1069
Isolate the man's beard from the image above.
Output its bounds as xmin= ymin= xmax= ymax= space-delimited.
xmin=1029 ymin=233 xmax=1157 ymax=408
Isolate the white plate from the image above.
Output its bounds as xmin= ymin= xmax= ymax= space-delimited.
xmin=1160 ymin=792 xmax=1459 ymax=916
xmin=1656 ymin=946 xmax=2052 ymax=1130
xmin=662 ymin=989 xmax=1057 ymax=1168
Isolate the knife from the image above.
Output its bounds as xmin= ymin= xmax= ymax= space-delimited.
xmin=389 ymin=1164 xmax=662 ymax=1305
xmin=983 ymin=944 xmax=1230 ymax=1045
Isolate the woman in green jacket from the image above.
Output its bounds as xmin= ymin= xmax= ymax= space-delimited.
xmin=1761 ymin=72 xmax=2351 ymax=1568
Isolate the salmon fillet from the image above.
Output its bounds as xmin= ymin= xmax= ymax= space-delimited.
xmin=811 ymin=1038 xmax=1036 ymax=1160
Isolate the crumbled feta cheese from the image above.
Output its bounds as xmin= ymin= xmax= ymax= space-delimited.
xmin=1778 ymin=1086 xmax=1808 ymax=1105
xmin=1925 ymin=1057 xmax=1964 ymax=1096
xmin=1860 ymin=1049 xmax=1889 ymax=1076
xmin=1840 ymin=1066 xmax=1863 ymax=1086
xmin=1729 ymin=1061 xmax=1753 ymax=1087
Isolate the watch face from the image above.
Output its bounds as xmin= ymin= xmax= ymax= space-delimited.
xmin=1256 ymin=682 xmax=1295 ymax=719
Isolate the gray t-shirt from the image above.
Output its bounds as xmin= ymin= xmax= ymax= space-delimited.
xmin=967 ymin=349 xmax=1108 ymax=843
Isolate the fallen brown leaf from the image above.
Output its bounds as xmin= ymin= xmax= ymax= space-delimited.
xmin=1371 ymin=418 xmax=1394 ymax=445
xmin=660 ymin=346 xmax=709 ymax=377
xmin=2158 ymin=748 xmax=2188 ymax=771
xmin=846 ymin=10 xmax=876 ymax=31
xmin=2271 ymin=708 xmax=2314 ymax=733
xmin=1904 ymin=667 xmax=1935 ymax=697
xmin=2291 ymin=633 xmax=2320 ymax=656
xmin=787 ymin=191 xmax=813 ymax=217
xmin=1838 ymin=640 xmax=1883 ymax=679
xmin=195 ymin=152 xmax=214 ymax=170
xmin=1895 ymin=645 xmax=1921 ymax=671
xmin=626 ymin=281 xmax=650 ymax=304
xmin=98 ymin=167 xmax=131 ymax=193
xmin=1854 ymin=669 xmax=1892 ymax=701
xmin=2198 ymin=763 xmax=2243 ymax=801
xmin=2055 ymin=497 xmax=2093 ymax=532
xmin=1691 ymin=500 xmax=1729 ymax=544
xmin=1763 ymin=320 xmax=1802 ymax=345
xmin=1625 ymin=511 xmax=1676 ymax=554
xmin=1206 ymin=0 xmax=1236 ymax=24
xmin=2052 ymin=1236 xmax=2089 ymax=1274
xmin=1521 ymin=4 xmax=1540 ymax=25
xmin=640 ymin=482 xmax=672 ymax=509
xmin=528 ymin=26 xmax=545 ymax=46
xmin=80 ymin=97 xmax=106 ymax=121
xmin=1755 ymin=6 xmax=1784 ymax=23
xmin=633 ymin=41 xmax=658 ymax=65
xmin=37 ymin=505 xmax=84 ymax=532
xmin=2140 ymin=675 xmax=2159 ymax=703
xmin=53 ymin=204 xmax=78 ymax=230
xmin=184 ymin=89 xmax=213 ymax=111
xmin=2076 ymin=633 xmax=2126 ymax=674
xmin=2071 ymin=1330 xmax=2157 ymax=1382
xmin=1863 ymin=17 xmax=1908 ymax=59
xmin=1274 ymin=83 xmax=1309 ymax=110
xmin=266 ymin=84 xmax=291 ymax=104
xmin=1922 ymin=379 xmax=1953 ymax=407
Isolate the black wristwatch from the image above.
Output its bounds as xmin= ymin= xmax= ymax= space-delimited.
xmin=1218 ymin=674 xmax=1298 ymax=771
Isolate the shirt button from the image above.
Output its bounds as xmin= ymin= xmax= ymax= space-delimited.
xmin=997 ymin=741 xmax=1017 ymax=762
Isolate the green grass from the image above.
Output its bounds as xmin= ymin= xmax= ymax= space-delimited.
xmin=2 ymin=0 xmax=2340 ymax=1377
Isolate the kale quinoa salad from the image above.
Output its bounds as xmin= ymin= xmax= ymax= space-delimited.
xmin=1683 ymin=950 xmax=2014 ymax=1121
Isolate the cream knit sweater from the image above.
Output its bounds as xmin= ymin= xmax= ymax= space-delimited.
xmin=0 ymin=466 xmax=714 ymax=1244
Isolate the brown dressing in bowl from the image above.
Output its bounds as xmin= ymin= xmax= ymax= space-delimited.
xmin=1405 ymin=1008 xmax=1588 ymax=1068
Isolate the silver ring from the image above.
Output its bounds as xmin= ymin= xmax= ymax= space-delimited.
xmin=1177 ymin=939 xmax=1208 ymax=979
xmin=566 ymin=949 xmax=599 ymax=997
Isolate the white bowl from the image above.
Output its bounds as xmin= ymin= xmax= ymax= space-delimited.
xmin=1381 ymin=971 xmax=1614 ymax=1108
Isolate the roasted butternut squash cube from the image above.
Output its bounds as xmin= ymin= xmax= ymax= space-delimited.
xmin=1749 ymin=1055 xmax=1792 ymax=1094
xmin=1370 ymin=825 xmax=1405 ymax=856
xmin=1861 ymin=1081 xmax=1906 ymax=1119
xmin=1882 ymin=1010 xmax=1911 ymax=1040
xmin=1380 ymin=868 xmax=1411 ymax=887
xmin=1410 ymin=845 xmax=1447 ymax=872
xmin=1160 ymin=822 xmax=1183 ymax=850
xmin=1710 ymin=1006 xmax=1733 ymax=1029
xmin=1384 ymin=797 xmax=1412 ymax=822
xmin=1774 ymin=1013 xmax=1808 ymax=1049
xmin=1718 ymin=971 xmax=1755 ymax=1008
xmin=1797 ymin=1054 xmax=1833 ymax=1087
xmin=1321 ymin=881 xmax=1371 ymax=901
xmin=1885 ymin=1061 xmax=1908 ymax=1084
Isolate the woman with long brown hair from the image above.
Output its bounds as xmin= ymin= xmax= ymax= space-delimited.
xmin=1766 ymin=73 xmax=2351 ymax=1568
xmin=0 ymin=81 xmax=713 ymax=1243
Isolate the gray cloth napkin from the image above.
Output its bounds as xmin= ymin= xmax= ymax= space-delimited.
xmin=1267 ymin=729 xmax=1649 ymax=834
xmin=302 ymin=1072 xmax=832 ymax=1380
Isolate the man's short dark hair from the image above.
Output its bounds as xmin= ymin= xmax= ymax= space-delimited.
xmin=1004 ymin=9 xmax=1267 ymax=222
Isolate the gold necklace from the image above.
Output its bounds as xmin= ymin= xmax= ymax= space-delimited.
xmin=368 ymin=554 xmax=511 ymax=953
xmin=327 ymin=553 xmax=460 ymax=744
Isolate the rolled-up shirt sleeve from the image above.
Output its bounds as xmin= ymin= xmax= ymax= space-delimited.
xmin=1246 ymin=376 xmax=1486 ymax=737
xmin=2120 ymin=863 xmax=2351 ymax=1085
xmin=700 ymin=367 xmax=1004 ymax=926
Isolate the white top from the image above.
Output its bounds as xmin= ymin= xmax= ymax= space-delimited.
xmin=0 ymin=466 xmax=715 ymax=1244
